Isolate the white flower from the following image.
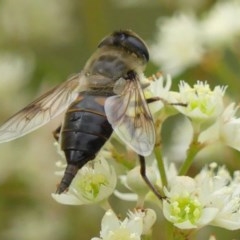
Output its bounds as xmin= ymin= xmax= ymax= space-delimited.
xmin=173 ymin=81 xmax=226 ymax=124
xmin=199 ymin=103 xmax=240 ymax=151
xmin=126 ymin=166 xmax=157 ymax=198
xmin=52 ymin=158 xmax=117 ymax=205
xmin=92 ymin=209 xmax=143 ymax=240
xmin=115 ymin=162 xmax=178 ymax=204
xmin=163 ymin=176 xmax=219 ymax=229
xmin=0 ymin=52 xmax=34 ymax=92
xmin=53 ymin=141 xmax=66 ymax=177
xmin=195 ymin=163 xmax=240 ymax=230
xmin=0 ymin=0 xmax=75 ymax=44
xmin=195 ymin=163 xmax=232 ymax=197
xmin=210 ymin=185 xmax=240 ymax=230
xmin=209 ymin=235 xmax=217 ymax=240
xmin=146 ymin=73 xmax=187 ymax=116
xmin=115 ymin=165 xmax=158 ymax=207
xmin=150 ymin=73 xmax=172 ymax=98
xmin=128 ymin=208 xmax=157 ymax=235
xmin=150 ymin=13 xmax=204 ymax=76
xmin=201 ymin=0 xmax=240 ymax=47
xmin=151 ymin=1 xmax=240 ymax=76
xmin=163 ymin=163 xmax=240 ymax=230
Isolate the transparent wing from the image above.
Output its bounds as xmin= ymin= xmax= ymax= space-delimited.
xmin=104 ymin=76 xmax=155 ymax=156
xmin=0 ymin=73 xmax=86 ymax=143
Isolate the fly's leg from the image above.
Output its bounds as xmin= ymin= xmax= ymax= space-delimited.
xmin=53 ymin=125 xmax=61 ymax=142
xmin=138 ymin=155 xmax=165 ymax=200
xmin=146 ymin=97 xmax=187 ymax=107
xmin=146 ymin=97 xmax=165 ymax=104
xmin=147 ymin=97 xmax=188 ymax=107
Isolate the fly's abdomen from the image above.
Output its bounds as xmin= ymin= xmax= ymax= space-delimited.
xmin=56 ymin=94 xmax=113 ymax=193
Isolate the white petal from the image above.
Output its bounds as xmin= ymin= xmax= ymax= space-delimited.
xmin=222 ymin=120 xmax=240 ymax=151
xmin=114 ymin=190 xmax=138 ymax=201
xmin=101 ymin=210 xmax=120 ymax=234
xmin=198 ymin=121 xmax=220 ymax=143
xmin=142 ymin=209 xmax=157 ymax=234
xmin=211 ymin=218 xmax=240 ymax=230
xmin=51 ymin=193 xmax=83 ymax=205
xmin=167 ymin=176 xmax=196 ymax=197
xmin=126 ymin=217 xmax=143 ymax=235
xmin=162 ymin=200 xmax=173 ymax=222
xmin=174 ymin=220 xmax=197 ymax=229
xmin=197 ymin=208 xmax=219 ymax=226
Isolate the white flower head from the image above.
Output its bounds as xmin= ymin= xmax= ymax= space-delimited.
xmin=92 ymin=209 xmax=143 ymax=240
xmin=126 ymin=166 xmax=157 ymax=198
xmin=0 ymin=0 xmax=75 ymax=44
xmin=164 ymin=164 xmax=240 ymax=230
xmin=195 ymin=163 xmax=240 ymax=230
xmin=173 ymin=81 xmax=226 ymax=124
xmin=115 ymin=162 xmax=178 ymax=205
xmin=150 ymin=13 xmax=204 ymax=76
xmin=209 ymin=235 xmax=217 ymax=240
xmin=195 ymin=163 xmax=232 ymax=198
xmin=146 ymin=72 xmax=172 ymax=105
xmin=0 ymin=52 xmax=34 ymax=92
xmin=52 ymin=158 xmax=117 ymax=205
xmin=210 ymin=186 xmax=240 ymax=230
xmin=128 ymin=208 xmax=157 ymax=235
xmin=199 ymin=103 xmax=240 ymax=151
xmin=201 ymin=0 xmax=240 ymax=47
xmin=163 ymin=176 xmax=218 ymax=229
xmin=114 ymin=164 xmax=158 ymax=208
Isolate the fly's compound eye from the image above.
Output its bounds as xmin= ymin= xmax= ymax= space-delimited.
xmin=123 ymin=34 xmax=149 ymax=62
xmin=98 ymin=30 xmax=149 ymax=62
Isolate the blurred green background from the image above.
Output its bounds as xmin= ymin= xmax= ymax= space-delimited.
xmin=0 ymin=0 xmax=240 ymax=239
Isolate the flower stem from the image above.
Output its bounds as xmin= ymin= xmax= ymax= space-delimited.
xmin=172 ymin=228 xmax=195 ymax=240
xmin=154 ymin=147 xmax=168 ymax=187
xmin=178 ymin=142 xmax=202 ymax=175
xmin=142 ymin=234 xmax=153 ymax=240
xmin=99 ymin=199 xmax=112 ymax=211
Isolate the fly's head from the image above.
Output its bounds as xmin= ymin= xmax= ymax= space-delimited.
xmin=98 ymin=30 xmax=149 ymax=70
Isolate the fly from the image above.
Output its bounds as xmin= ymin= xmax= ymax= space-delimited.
xmin=0 ymin=30 xmax=163 ymax=199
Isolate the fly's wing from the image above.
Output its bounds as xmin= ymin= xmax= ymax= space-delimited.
xmin=104 ymin=76 xmax=155 ymax=156
xmin=0 ymin=73 xmax=86 ymax=143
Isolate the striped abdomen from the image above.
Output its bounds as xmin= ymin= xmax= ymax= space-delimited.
xmin=56 ymin=93 xmax=113 ymax=193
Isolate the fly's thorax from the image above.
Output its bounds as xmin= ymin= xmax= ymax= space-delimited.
xmin=83 ymin=47 xmax=146 ymax=83
xmin=83 ymin=73 xmax=116 ymax=94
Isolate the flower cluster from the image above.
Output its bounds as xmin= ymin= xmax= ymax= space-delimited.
xmin=52 ymin=155 xmax=117 ymax=206
xmin=92 ymin=208 xmax=156 ymax=240
xmin=0 ymin=0 xmax=75 ymax=44
xmin=164 ymin=163 xmax=240 ymax=230
xmin=150 ymin=0 xmax=240 ymax=75
xmin=52 ymin=75 xmax=240 ymax=239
